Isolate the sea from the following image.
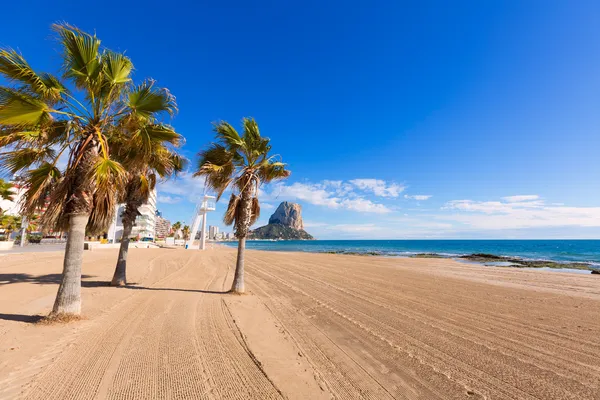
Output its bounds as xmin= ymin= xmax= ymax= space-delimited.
xmin=222 ymin=239 xmax=600 ymax=266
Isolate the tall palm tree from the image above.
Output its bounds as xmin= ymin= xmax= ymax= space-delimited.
xmin=182 ymin=225 xmax=191 ymax=241
xmin=0 ymin=212 xmax=20 ymax=241
xmin=110 ymin=83 xmax=185 ymax=285
xmin=0 ymin=24 xmax=166 ymax=316
xmin=172 ymin=221 xmax=182 ymax=238
xmin=194 ymin=118 xmax=290 ymax=293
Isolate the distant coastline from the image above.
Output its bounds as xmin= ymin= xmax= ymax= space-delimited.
xmin=222 ymin=239 xmax=600 ymax=273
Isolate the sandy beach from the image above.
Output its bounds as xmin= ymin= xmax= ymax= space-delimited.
xmin=1 ymin=247 xmax=599 ymax=399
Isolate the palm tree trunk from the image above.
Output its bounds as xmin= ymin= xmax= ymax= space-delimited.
xmin=51 ymin=213 xmax=89 ymax=316
xmin=111 ymin=220 xmax=133 ymax=286
xmin=231 ymin=236 xmax=246 ymax=293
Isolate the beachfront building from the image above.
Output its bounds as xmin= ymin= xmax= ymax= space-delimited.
xmin=209 ymin=225 xmax=219 ymax=240
xmin=108 ymin=188 xmax=158 ymax=242
xmin=155 ymin=215 xmax=171 ymax=239
xmin=0 ymin=182 xmax=22 ymax=216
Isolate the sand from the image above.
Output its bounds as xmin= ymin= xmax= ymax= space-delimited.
xmin=0 ymin=247 xmax=599 ymax=399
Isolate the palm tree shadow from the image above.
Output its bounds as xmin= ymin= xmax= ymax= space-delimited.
xmin=0 ymin=273 xmax=107 ymax=287
xmin=0 ymin=313 xmax=44 ymax=323
xmin=124 ymin=285 xmax=229 ymax=295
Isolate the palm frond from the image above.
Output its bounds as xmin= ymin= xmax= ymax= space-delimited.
xmin=92 ymin=157 xmax=127 ymax=191
xmin=257 ymin=160 xmax=291 ymax=183
xmin=127 ymin=80 xmax=177 ymax=119
xmin=213 ymin=121 xmax=244 ymax=148
xmin=102 ymin=51 xmax=133 ymax=85
xmin=169 ymin=153 xmax=187 ymax=173
xmin=194 ymin=143 xmax=236 ymax=200
xmin=0 ymin=147 xmax=56 ymax=174
xmin=86 ymin=157 xmax=126 ymax=233
xmin=20 ymin=162 xmax=62 ymax=217
xmin=0 ymin=87 xmax=51 ymax=127
xmin=0 ymin=49 xmax=65 ymax=101
xmin=242 ymin=117 xmax=261 ymax=147
xmin=249 ymin=197 xmax=260 ymax=226
xmin=53 ymin=23 xmax=102 ymax=89
xmin=223 ymin=193 xmax=239 ymax=226
xmin=0 ymin=178 xmax=15 ymax=201
xmin=135 ymin=124 xmax=182 ymax=152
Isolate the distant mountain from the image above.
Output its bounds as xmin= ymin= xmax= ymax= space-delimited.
xmin=249 ymin=202 xmax=314 ymax=240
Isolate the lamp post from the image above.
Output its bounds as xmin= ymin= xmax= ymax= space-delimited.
xmin=19 ymin=215 xmax=27 ymax=247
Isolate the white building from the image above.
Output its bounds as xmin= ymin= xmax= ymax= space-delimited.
xmin=155 ymin=215 xmax=171 ymax=238
xmin=209 ymin=225 xmax=219 ymax=240
xmin=108 ymin=188 xmax=157 ymax=242
xmin=0 ymin=182 xmax=24 ymax=216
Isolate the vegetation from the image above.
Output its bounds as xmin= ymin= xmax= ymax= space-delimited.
xmin=172 ymin=221 xmax=182 ymax=238
xmin=195 ymin=118 xmax=290 ymax=293
xmin=182 ymin=225 xmax=191 ymax=241
xmin=249 ymin=223 xmax=313 ymax=240
xmin=0 ymin=24 xmax=171 ymax=316
xmin=0 ymin=212 xmax=20 ymax=241
xmin=0 ymin=178 xmax=14 ymax=203
xmin=109 ymin=81 xmax=185 ymax=286
xmin=0 ymin=22 xmax=292 ymax=315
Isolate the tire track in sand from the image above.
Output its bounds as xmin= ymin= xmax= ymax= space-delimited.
xmin=17 ymin=250 xmax=283 ymax=399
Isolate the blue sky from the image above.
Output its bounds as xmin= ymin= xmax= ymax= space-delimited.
xmin=1 ymin=1 xmax=599 ymax=238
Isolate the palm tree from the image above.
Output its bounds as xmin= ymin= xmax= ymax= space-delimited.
xmin=110 ymin=85 xmax=185 ymax=286
xmin=194 ymin=118 xmax=290 ymax=293
xmin=0 ymin=178 xmax=14 ymax=201
xmin=0 ymin=212 xmax=20 ymax=241
xmin=182 ymin=225 xmax=191 ymax=241
xmin=172 ymin=221 xmax=182 ymax=238
xmin=0 ymin=24 xmax=166 ymax=316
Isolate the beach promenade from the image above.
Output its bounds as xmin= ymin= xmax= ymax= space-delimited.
xmin=1 ymin=247 xmax=599 ymax=399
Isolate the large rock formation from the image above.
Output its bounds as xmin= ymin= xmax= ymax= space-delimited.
xmin=249 ymin=202 xmax=314 ymax=240
xmin=268 ymin=202 xmax=304 ymax=230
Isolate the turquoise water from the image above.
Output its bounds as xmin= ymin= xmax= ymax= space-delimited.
xmin=222 ymin=240 xmax=600 ymax=265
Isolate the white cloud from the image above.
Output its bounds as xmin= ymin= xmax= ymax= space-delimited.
xmin=404 ymin=194 xmax=432 ymax=201
xmin=502 ymin=195 xmax=540 ymax=203
xmin=261 ymin=202 xmax=275 ymax=210
xmin=349 ymin=179 xmax=405 ymax=197
xmin=157 ymin=195 xmax=182 ymax=204
xmin=340 ymin=198 xmax=391 ymax=214
xmin=443 ymin=198 xmax=543 ymax=214
xmin=273 ymin=182 xmax=342 ymax=208
xmin=266 ymin=181 xmax=391 ymax=214
xmin=442 ymin=197 xmax=600 ymax=230
xmin=157 ymin=172 xmax=207 ymax=201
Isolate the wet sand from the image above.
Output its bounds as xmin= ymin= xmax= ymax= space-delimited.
xmin=1 ymin=247 xmax=599 ymax=399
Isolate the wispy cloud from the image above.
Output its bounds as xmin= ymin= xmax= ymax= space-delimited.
xmin=348 ymin=179 xmax=405 ymax=197
xmin=502 ymin=195 xmax=540 ymax=203
xmin=261 ymin=202 xmax=275 ymax=210
xmin=404 ymin=194 xmax=432 ymax=201
xmin=265 ymin=181 xmax=392 ymax=214
xmin=442 ymin=196 xmax=600 ymax=230
xmin=157 ymin=195 xmax=182 ymax=204
xmin=157 ymin=172 xmax=206 ymax=201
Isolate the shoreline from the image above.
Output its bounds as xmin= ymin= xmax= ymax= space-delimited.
xmin=220 ymin=241 xmax=600 ymax=272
